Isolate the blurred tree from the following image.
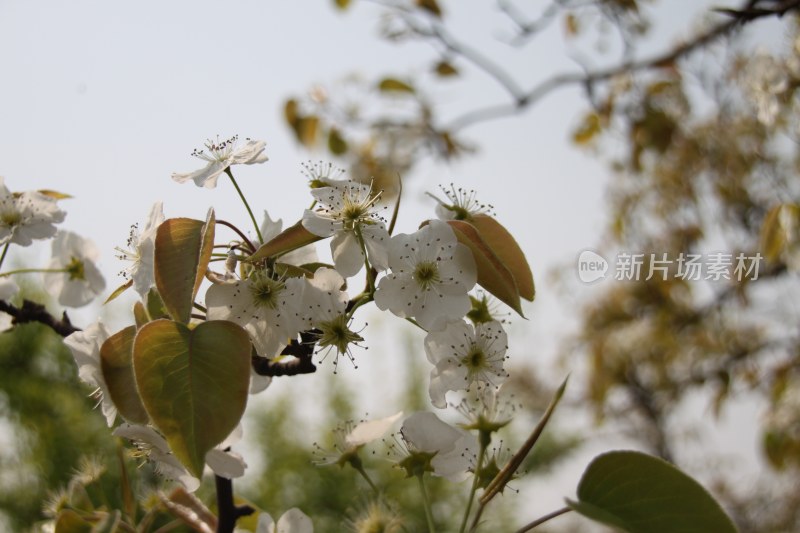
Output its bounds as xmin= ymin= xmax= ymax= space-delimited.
xmin=281 ymin=0 xmax=800 ymax=530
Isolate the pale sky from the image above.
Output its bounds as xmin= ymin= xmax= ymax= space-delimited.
xmin=0 ymin=0 xmax=779 ymax=525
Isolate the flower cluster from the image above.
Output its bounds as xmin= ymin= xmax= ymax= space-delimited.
xmin=0 ymin=177 xmax=105 ymax=312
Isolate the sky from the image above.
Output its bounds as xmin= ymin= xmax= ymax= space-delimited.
xmin=0 ymin=0 xmax=783 ymax=525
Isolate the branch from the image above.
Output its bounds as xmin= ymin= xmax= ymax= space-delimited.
xmin=0 ymin=298 xmax=79 ymax=337
xmin=251 ymin=330 xmax=318 ymax=377
xmin=215 ymin=475 xmax=255 ymax=533
xmin=447 ymin=0 xmax=793 ymax=131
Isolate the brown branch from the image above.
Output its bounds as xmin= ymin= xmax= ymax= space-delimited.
xmin=251 ymin=330 xmax=319 ymax=377
xmin=215 ymin=475 xmax=254 ymax=533
xmin=0 ymin=298 xmax=79 ymax=337
xmin=447 ymin=0 xmax=793 ymax=131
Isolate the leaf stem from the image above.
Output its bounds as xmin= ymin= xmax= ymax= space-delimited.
xmin=513 ymin=507 xmax=572 ymax=533
xmin=225 ymin=168 xmax=263 ymax=245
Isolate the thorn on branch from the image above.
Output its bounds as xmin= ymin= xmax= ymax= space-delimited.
xmin=0 ymin=298 xmax=79 ymax=337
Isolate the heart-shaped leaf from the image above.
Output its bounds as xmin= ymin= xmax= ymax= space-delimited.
xmin=447 ymin=220 xmax=524 ymax=316
xmin=100 ymin=326 xmax=149 ymax=425
xmin=470 ymin=214 xmax=535 ymax=301
xmin=133 ymin=319 xmax=251 ymax=478
xmin=247 ymin=220 xmax=321 ymax=263
xmin=567 ymin=450 xmax=737 ymax=533
xmin=154 ymin=210 xmax=215 ymax=323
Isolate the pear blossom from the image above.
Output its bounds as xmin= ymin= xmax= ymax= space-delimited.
xmin=205 ymin=268 xmax=305 ymax=358
xmin=374 ymin=220 xmax=477 ymax=331
xmin=300 ymin=267 xmax=364 ymax=370
xmin=63 ymin=321 xmax=116 ymax=426
xmin=44 ymin=231 xmax=106 ymax=307
xmin=302 ymin=180 xmax=389 ymax=277
xmin=743 ymin=52 xmax=788 ymax=126
xmin=0 ymin=178 xmax=66 ymax=246
xmin=428 ymin=183 xmax=494 ymax=221
xmin=171 ymin=135 xmax=268 ymax=189
xmin=301 ymin=160 xmax=347 ymax=189
xmin=114 ymin=201 xmax=164 ymax=297
xmin=256 ymin=508 xmax=314 ymax=533
xmin=424 ymin=320 xmax=509 ymax=408
xmin=313 ymin=411 xmax=403 ymax=467
xmin=391 ymin=411 xmax=475 ymax=482
xmin=113 ymin=424 xmax=247 ymax=492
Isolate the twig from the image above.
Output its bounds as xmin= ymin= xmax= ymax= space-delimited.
xmin=513 ymin=507 xmax=572 ymax=533
xmin=0 ymin=299 xmax=79 ymax=337
xmin=215 ymin=476 xmax=255 ymax=533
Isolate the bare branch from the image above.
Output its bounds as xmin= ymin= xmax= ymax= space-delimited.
xmin=0 ymin=299 xmax=79 ymax=337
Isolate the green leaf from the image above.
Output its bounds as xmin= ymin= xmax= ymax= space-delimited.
xmin=100 ymin=326 xmax=149 ymax=425
xmin=328 ymin=127 xmax=349 ymax=155
xmin=55 ymin=510 xmax=93 ymax=533
xmin=470 ymin=214 xmax=534 ymax=301
xmin=447 ymin=220 xmax=524 ymax=316
xmin=133 ymin=301 xmax=149 ymax=328
xmin=248 ymin=220 xmax=322 ymax=263
xmin=378 ymin=78 xmax=415 ymax=93
xmin=133 ymin=319 xmax=251 ymax=478
xmin=145 ymin=288 xmax=169 ymax=321
xmin=153 ymin=211 xmax=215 ymax=323
xmin=567 ymin=450 xmax=738 ymax=533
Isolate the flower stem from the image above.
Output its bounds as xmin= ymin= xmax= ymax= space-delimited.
xmin=0 ymin=243 xmax=9 ymax=270
xmin=459 ymin=442 xmax=487 ymax=533
xmin=417 ymin=473 xmax=437 ymax=533
xmin=225 ymin=168 xmax=263 ymax=245
xmin=355 ymin=226 xmax=376 ymax=295
xmin=0 ymin=267 xmax=68 ymax=278
xmin=353 ymin=463 xmax=380 ymax=495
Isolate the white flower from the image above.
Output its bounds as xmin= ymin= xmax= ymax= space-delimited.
xmin=171 ymin=135 xmax=268 ymax=189
xmin=428 ymin=183 xmax=494 ymax=221
xmin=313 ymin=411 xmax=403 ymax=467
xmin=0 ymin=278 xmax=18 ymax=331
xmin=302 ymin=180 xmax=389 ymax=277
xmin=424 ymin=320 xmax=509 ymax=409
xmin=115 ymin=202 xmax=165 ymax=297
xmin=256 ymin=508 xmax=314 ymax=533
xmin=63 ymin=321 xmax=116 ymax=426
xmin=301 ymin=160 xmax=347 ymax=189
xmin=45 ymin=231 xmax=106 ymax=307
xmin=0 ymin=178 xmax=66 ymax=247
xmin=205 ymin=269 xmax=305 ymax=358
xmin=374 ymin=220 xmax=477 ymax=331
xmin=113 ymin=424 xmax=247 ymax=492
xmin=300 ymin=268 xmax=364 ymax=370
xmin=394 ymin=411 xmax=475 ymax=482
xmin=743 ymin=52 xmax=789 ymax=126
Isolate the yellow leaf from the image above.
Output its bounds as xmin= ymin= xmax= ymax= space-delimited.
xmin=378 ymin=78 xmax=415 ymax=93
xmin=572 ymin=112 xmax=602 ymax=145
xmin=248 ymin=220 xmax=322 ymax=263
xmin=416 ymin=0 xmax=442 ymax=17
xmin=434 ymin=61 xmax=458 ymax=77
xmin=37 ymin=189 xmax=73 ymax=200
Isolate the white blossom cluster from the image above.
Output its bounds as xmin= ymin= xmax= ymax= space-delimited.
xmin=0 ymin=177 xmax=106 ymax=324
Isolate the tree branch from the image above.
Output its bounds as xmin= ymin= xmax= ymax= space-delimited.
xmin=215 ymin=475 xmax=254 ymax=533
xmin=447 ymin=0 xmax=794 ymax=131
xmin=0 ymin=298 xmax=79 ymax=337
xmin=251 ymin=330 xmax=318 ymax=377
